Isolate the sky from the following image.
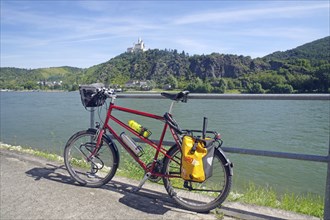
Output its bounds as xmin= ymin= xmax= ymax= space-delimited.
xmin=1 ymin=0 xmax=329 ymax=69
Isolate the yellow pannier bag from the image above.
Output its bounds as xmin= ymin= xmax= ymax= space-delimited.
xmin=181 ymin=135 xmax=215 ymax=182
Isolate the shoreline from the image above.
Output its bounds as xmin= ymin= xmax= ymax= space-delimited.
xmin=0 ymin=89 xmax=67 ymax=93
xmin=2 ymin=89 xmax=330 ymax=96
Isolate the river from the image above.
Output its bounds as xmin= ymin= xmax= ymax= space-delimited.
xmin=1 ymin=91 xmax=329 ymax=197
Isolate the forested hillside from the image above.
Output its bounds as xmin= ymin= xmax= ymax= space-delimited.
xmin=84 ymin=36 xmax=330 ymax=93
xmin=0 ymin=66 xmax=85 ymax=91
xmin=264 ymin=36 xmax=330 ymax=62
xmin=1 ymin=36 xmax=329 ymax=93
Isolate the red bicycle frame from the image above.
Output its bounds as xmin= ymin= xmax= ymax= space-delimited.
xmin=94 ymin=101 xmax=181 ymax=178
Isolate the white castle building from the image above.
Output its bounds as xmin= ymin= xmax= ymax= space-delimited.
xmin=127 ymin=38 xmax=146 ymax=53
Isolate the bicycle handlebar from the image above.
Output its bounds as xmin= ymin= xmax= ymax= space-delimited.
xmin=96 ymin=87 xmax=116 ymax=99
xmin=96 ymin=88 xmax=190 ymax=102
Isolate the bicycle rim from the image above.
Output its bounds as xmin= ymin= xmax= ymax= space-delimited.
xmin=163 ymin=146 xmax=231 ymax=212
xmin=64 ymin=130 xmax=117 ymax=187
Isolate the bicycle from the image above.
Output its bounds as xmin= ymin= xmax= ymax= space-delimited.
xmin=64 ymin=83 xmax=233 ymax=213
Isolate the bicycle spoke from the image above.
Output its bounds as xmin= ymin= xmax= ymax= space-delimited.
xmin=64 ymin=130 xmax=118 ymax=187
xmin=163 ymin=145 xmax=232 ymax=212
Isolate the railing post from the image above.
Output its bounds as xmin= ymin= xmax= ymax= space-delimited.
xmin=324 ymin=140 xmax=330 ymax=220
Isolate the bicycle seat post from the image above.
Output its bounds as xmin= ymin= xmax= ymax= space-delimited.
xmin=168 ymin=101 xmax=175 ymax=114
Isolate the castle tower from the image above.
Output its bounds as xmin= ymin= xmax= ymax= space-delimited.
xmin=127 ymin=38 xmax=146 ymax=53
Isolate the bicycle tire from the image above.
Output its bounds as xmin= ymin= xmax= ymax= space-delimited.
xmin=162 ymin=145 xmax=232 ymax=212
xmin=64 ymin=129 xmax=119 ymax=187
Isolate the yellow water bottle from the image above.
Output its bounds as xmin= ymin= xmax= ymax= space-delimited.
xmin=128 ymin=120 xmax=152 ymax=138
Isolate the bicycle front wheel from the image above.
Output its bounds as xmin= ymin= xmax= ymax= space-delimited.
xmin=163 ymin=145 xmax=232 ymax=212
xmin=64 ymin=129 xmax=119 ymax=187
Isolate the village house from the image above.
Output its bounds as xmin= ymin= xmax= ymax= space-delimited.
xmin=125 ymin=80 xmax=150 ymax=90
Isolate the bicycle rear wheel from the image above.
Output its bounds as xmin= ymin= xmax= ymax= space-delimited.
xmin=64 ymin=129 xmax=119 ymax=187
xmin=162 ymin=145 xmax=232 ymax=212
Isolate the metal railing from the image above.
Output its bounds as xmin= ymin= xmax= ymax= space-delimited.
xmin=90 ymin=93 xmax=330 ymax=219
xmin=115 ymin=93 xmax=330 ymax=100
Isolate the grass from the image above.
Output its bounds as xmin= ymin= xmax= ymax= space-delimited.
xmin=116 ymin=143 xmax=158 ymax=179
xmin=228 ymin=183 xmax=324 ymax=218
xmin=0 ymin=142 xmax=324 ymax=218
xmin=0 ymin=143 xmax=64 ymax=162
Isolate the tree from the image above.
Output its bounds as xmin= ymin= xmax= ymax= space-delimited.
xmin=291 ymin=58 xmax=311 ymax=69
xmin=226 ymin=79 xmax=235 ymax=90
xmin=146 ymin=80 xmax=156 ymax=90
xmin=186 ymin=77 xmax=203 ymax=92
xmin=257 ymin=71 xmax=286 ymax=90
xmin=23 ymin=81 xmax=38 ymax=90
xmin=287 ymin=73 xmax=315 ymax=92
xmin=314 ymin=64 xmax=330 ymax=92
xmin=212 ymin=78 xmax=226 ymax=93
xmin=71 ymin=84 xmax=79 ymax=91
xmin=165 ymin=74 xmax=178 ymax=89
xmin=199 ymin=82 xmax=213 ymax=93
xmin=247 ymin=82 xmax=265 ymax=94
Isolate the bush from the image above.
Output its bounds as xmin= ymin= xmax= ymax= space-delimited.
xmin=247 ymin=82 xmax=265 ymax=94
xmin=270 ymin=84 xmax=294 ymax=93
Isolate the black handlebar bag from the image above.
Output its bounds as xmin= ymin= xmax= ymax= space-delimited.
xmin=181 ymin=135 xmax=216 ymax=182
xmin=79 ymin=83 xmax=105 ymax=108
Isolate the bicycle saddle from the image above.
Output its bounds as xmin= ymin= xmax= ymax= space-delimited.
xmin=161 ymin=91 xmax=189 ymax=102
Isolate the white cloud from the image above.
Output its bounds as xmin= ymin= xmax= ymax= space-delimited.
xmin=1 ymin=1 xmax=328 ymax=68
xmin=173 ymin=3 xmax=329 ymax=25
xmin=227 ymin=27 xmax=324 ymax=41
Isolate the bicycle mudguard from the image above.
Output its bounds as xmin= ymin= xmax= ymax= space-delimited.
xmin=216 ymin=147 xmax=234 ymax=176
xmin=87 ymin=128 xmax=120 ymax=164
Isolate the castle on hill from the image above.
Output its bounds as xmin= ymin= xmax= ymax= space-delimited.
xmin=127 ymin=38 xmax=146 ymax=53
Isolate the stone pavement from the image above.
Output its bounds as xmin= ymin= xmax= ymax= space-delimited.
xmin=0 ymin=149 xmax=320 ymax=220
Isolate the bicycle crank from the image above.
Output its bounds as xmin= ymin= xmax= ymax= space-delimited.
xmin=131 ymin=172 xmax=151 ymax=192
xmin=145 ymin=161 xmax=163 ymax=183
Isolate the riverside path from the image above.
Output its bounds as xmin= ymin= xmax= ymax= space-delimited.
xmin=0 ymin=148 xmax=320 ymax=220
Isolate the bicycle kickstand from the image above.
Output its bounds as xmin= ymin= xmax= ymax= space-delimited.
xmin=131 ymin=172 xmax=151 ymax=192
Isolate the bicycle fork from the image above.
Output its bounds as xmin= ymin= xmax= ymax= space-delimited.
xmin=86 ymin=125 xmax=105 ymax=177
xmin=89 ymin=125 xmax=104 ymax=159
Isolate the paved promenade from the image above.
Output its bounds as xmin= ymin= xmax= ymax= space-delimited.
xmin=0 ymin=148 xmax=320 ymax=220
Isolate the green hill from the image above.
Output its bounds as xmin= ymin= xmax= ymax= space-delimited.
xmin=0 ymin=66 xmax=85 ymax=91
xmin=1 ymin=36 xmax=329 ymax=93
xmin=85 ymin=36 xmax=329 ymax=93
xmin=264 ymin=36 xmax=330 ymax=62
